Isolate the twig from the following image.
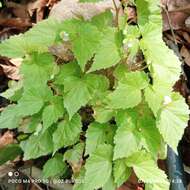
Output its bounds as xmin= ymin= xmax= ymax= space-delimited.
xmin=112 ymin=0 xmax=119 ymax=28
xmin=161 ymin=5 xmax=177 ymax=45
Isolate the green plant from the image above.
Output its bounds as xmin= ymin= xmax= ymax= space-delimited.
xmin=0 ymin=0 xmax=189 ymax=189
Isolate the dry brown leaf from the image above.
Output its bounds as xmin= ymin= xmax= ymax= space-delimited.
xmin=0 ymin=131 xmax=14 ymax=149
xmin=28 ymin=0 xmax=59 ymax=22
xmin=0 ymin=58 xmax=22 ymax=80
xmin=181 ymin=45 xmax=190 ymax=66
xmin=50 ymin=0 xmax=120 ymax=21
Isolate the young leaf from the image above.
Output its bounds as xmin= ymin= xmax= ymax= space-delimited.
xmin=53 ymin=114 xmax=82 ymax=152
xmin=85 ymin=122 xmax=114 ymax=155
xmin=20 ymin=129 xmax=53 ymax=160
xmin=0 ymin=144 xmax=22 ymax=165
xmin=156 ymin=93 xmax=189 ymax=152
xmin=43 ymin=154 xmax=67 ymax=178
xmin=84 ymin=144 xmax=113 ymax=189
xmin=88 ymin=27 xmax=121 ymax=72
xmin=126 ymin=151 xmax=169 ymax=184
xmin=113 ymin=159 xmax=131 ymax=187
xmin=62 ymin=20 xmax=101 ymax=70
xmin=108 ymin=71 xmax=149 ymax=109
xmin=42 ymin=96 xmax=65 ymax=130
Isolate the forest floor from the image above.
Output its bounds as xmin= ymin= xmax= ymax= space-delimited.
xmin=1 ymin=0 xmax=190 ymax=190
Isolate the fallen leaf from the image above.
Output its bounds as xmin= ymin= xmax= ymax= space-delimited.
xmin=0 ymin=131 xmax=14 ymax=149
xmin=50 ymin=0 xmax=120 ymax=21
xmin=181 ymin=45 xmax=190 ymax=66
xmin=0 ymin=58 xmax=22 ymax=80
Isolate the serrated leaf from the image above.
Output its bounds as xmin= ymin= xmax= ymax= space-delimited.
xmin=85 ymin=122 xmax=114 ymax=155
xmin=113 ymin=113 xmax=140 ymax=160
xmin=20 ymin=53 xmax=54 ymax=87
xmin=84 ymin=144 xmax=113 ymax=189
xmin=113 ymin=159 xmax=131 ymax=187
xmin=20 ymin=129 xmax=53 ymax=160
xmin=0 ymin=18 xmax=63 ymax=58
xmin=126 ymin=151 xmax=168 ymax=184
xmin=43 ymin=153 xmax=67 ymax=178
xmin=93 ymin=106 xmax=114 ymax=123
xmin=64 ymin=143 xmax=84 ymax=165
xmin=62 ymin=20 xmax=101 ymax=70
xmin=91 ymin=11 xmax=113 ymax=31
xmin=53 ymin=114 xmax=82 ymax=152
xmin=108 ymin=71 xmax=149 ymax=109
xmin=140 ymin=116 xmax=162 ymax=157
xmin=88 ymin=27 xmax=121 ymax=72
xmin=0 ymin=105 xmax=22 ymax=129
xmin=1 ymin=80 xmax=23 ymax=101
xmin=54 ymin=61 xmax=81 ymax=85
xmin=17 ymin=85 xmax=52 ymax=116
xmin=156 ymin=93 xmax=189 ymax=152
xmin=64 ymin=74 xmax=108 ymax=119
xmin=0 ymin=144 xmax=22 ymax=165
xmin=42 ymin=96 xmax=65 ymax=130
xmin=0 ymin=34 xmax=27 ymax=58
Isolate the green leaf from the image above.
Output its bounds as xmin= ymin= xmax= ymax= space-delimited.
xmin=17 ymin=85 xmax=52 ymax=116
xmin=62 ymin=20 xmax=101 ymax=70
xmin=0 ymin=105 xmax=22 ymax=129
xmin=88 ymin=27 xmax=121 ymax=72
xmin=20 ymin=128 xmax=53 ymax=160
xmin=43 ymin=153 xmax=67 ymax=178
xmin=93 ymin=106 xmax=114 ymax=123
xmin=73 ymin=167 xmax=86 ymax=190
xmin=42 ymin=96 xmax=65 ymax=130
xmin=108 ymin=71 xmax=149 ymax=109
xmin=54 ymin=61 xmax=81 ymax=85
xmin=85 ymin=122 xmax=115 ymax=155
xmin=84 ymin=144 xmax=113 ymax=189
xmin=64 ymin=77 xmax=92 ymax=118
xmin=1 ymin=80 xmax=23 ymax=101
xmin=91 ymin=11 xmax=113 ymax=31
xmin=114 ymin=112 xmax=140 ymax=160
xmin=0 ymin=34 xmax=27 ymax=58
xmin=146 ymin=183 xmax=170 ymax=190
xmin=140 ymin=116 xmax=162 ymax=157
xmin=64 ymin=74 xmax=108 ymax=119
xmin=53 ymin=114 xmax=82 ymax=152
xmin=21 ymin=53 xmax=54 ymax=87
xmin=126 ymin=151 xmax=169 ymax=184
xmin=0 ymin=144 xmax=22 ymax=165
xmin=0 ymin=18 xmax=63 ymax=58
xmin=64 ymin=143 xmax=84 ymax=165
xmin=102 ymin=176 xmax=116 ymax=190
xmin=156 ymin=93 xmax=189 ymax=152
xmin=113 ymin=159 xmax=131 ymax=187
